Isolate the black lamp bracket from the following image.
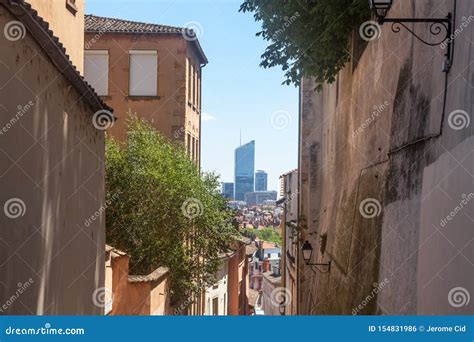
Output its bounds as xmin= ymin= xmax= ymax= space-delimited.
xmin=378 ymin=13 xmax=453 ymax=71
xmin=305 ymin=260 xmax=331 ymax=274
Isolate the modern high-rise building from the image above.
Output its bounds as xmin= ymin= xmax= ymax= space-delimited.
xmin=221 ymin=182 xmax=234 ymax=200
xmin=234 ymin=140 xmax=255 ymax=201
xmin=255 ymin=170 xmax=268 ymax=191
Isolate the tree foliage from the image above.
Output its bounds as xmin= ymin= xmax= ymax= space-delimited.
xmin=240 ymin=0 xmax=369 ymax=89
xmin=105 ymin=116 xmax=236 ymax=305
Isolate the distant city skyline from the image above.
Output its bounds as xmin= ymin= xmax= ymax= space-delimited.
xmin=85 ymin=0 xmax=298 ymax=192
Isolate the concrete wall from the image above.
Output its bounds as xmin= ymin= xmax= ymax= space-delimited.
xmin=0 ymin=6 xmax=104 ymax=314
xmin=27 ymin=0 xmax=85 ymax=73
xmin=84 ymin=32 xmax=201 ymax=164
xmin=298 ymin=0 xmax=473 ymax=315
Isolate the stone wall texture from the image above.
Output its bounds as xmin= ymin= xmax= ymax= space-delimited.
xmin=298 ymin=0 xmax=473 ymax=315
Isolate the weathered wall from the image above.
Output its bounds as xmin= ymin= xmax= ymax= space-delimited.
xmin=0 ymin=7 xmax=105 ymax=314
xmin=27 ymin=0 xmax=85 ymax=73
xmin=298 ymin=0 xmax=473 ymax=315
xmin=108 ymin=252 xmax=170 ymax=315
xmin=281 ymin=170 xmax=298 ymax=315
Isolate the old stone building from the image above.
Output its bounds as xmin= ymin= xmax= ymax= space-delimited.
xmin=298 ymin=0 xmax=473 ymax=315
xmin=0 ymin=0 xmax=109 ymax=314
xmin=84 ymin=15 xmax=207 ymax=165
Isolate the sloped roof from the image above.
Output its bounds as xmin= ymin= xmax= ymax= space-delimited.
xmin=84 ymin=14 xmax=208 ymax=64
xmin=0 ymin=0 xmax=112 ymax=114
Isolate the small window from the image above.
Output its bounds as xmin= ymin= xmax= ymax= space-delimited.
xmin=66 ymin=0 xmax=78 ymax=15
xmin=84 ymin=50 xmax=108 ymax=96
xmin=129 ymin=50 xmax=157 ymax=96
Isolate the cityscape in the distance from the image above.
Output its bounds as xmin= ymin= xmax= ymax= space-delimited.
xmin=221 ymin=140 xmax=277 ymax=206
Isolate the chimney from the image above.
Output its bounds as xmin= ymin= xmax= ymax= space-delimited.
xmin=262 ymin=259 xmax=270 ymax=272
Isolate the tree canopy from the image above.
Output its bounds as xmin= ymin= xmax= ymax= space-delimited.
xmin=240 ymin=0 xmax=369 ymax=89
xmin=105 ymin=116 xmax=236 ymax=305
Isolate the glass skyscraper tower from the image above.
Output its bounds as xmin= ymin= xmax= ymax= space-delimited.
xmin=255 ymin=170 xmax=268 ymax=191
xmin=234 ymin=140 xmax=255 ymax=201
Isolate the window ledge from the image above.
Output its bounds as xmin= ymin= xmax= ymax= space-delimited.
xmin=127 ymin=95 xmax=161 ymax=100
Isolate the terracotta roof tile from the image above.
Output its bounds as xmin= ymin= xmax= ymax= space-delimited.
xmin=84 ymin=14 xmax=208 ymax=64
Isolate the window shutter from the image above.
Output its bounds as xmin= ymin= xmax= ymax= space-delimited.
xmin=129 ymin=50 xmax=157 ymax=96
xmin=84 ymin=50 xmax=108 ymax=96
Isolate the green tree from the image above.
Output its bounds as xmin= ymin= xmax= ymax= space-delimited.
xmin=239 ymin=0 xmax=369 ymax=89
xmin=105 ymin=116 xmax=236 ymax=305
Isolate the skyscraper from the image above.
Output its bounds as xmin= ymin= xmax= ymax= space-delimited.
xmin=221 ymin=182 xmax=234 ymax=200
xmin=234 ymin=140 xmax=255 ymax=201
xmin=255 ymin=170 xmax=268 ymax=191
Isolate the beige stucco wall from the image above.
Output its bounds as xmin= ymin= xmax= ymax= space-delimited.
xmin=0 ymin=6 xmax=105 ymax=314
xmin=298 ymin=0 xmax=473 ymax=315
xmin=27 ymin=0 xmax=85 ymax=73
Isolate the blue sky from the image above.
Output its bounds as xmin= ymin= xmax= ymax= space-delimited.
xmin=86 ymin=0 xmax=298 ymax=192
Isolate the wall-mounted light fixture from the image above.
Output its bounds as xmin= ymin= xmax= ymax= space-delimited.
xmin=279 ymin=300 xmax=286 ymax=316
xmin=301 ymin=240 xmax=331 ymax=274
xmin=369 ymin=0 xmax=453 ymax=72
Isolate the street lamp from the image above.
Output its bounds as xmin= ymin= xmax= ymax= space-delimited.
xmin=279 ymin=300 xmax=285 ymax=316
xmin=368 ymin=0 xmax=453 ymax=72
xmin=368 ymin=0 xmax=392 ymax=21
xmin=301 ymin=240 xmax=331 ymax=274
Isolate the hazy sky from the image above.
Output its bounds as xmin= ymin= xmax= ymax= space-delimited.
xmin=86 ymin=0 xmax=298 ymax=192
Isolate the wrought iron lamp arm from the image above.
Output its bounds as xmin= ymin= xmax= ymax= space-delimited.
xmin=377 ymin=13 xmax=452 ymax=71
xmin=305 ymin=260 xmax=331 ymax=274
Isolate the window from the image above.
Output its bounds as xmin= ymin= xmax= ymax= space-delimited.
xmin=66 ymin=0 xmax=78 ymax=15
xmin=192 ymin=137 xmax=195 ymax=161
xmin=84 ymin=50 xmax=108 ymax=96
xmin=187 ymin=134 xmax=191 ymax=156
xmin=187 ymin=58 xmax=192 ymax=103
xmin=212 ymin=297 xmax=218 ymax=316
xmin=129 ymin=50 xmax=157 ymax=96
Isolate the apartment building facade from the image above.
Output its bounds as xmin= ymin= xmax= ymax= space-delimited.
xmin=84 ymin=15 xmax=207 ymax=164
